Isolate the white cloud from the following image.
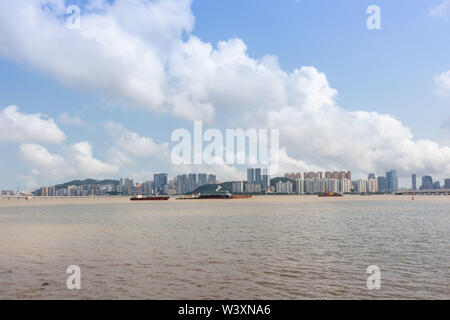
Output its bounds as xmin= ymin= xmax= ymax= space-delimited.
xmin=429 ymin=0 xmax=450 ymax=17
xmin=58 ymin=112 xmax=89 ymax=127
xmin=1 ymin=1 xmax=449 ymax=179
xmin=104 ymin=122 xmax=169 ymax=167
xmin=0 ymin=105 xmax=66 ymax=144
xmin=435 ymin=70 xmax=450 ymax=97
xmin=20 ymin=142 xmax=118 ymax=182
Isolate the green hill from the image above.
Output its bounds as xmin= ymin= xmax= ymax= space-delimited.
xmin=270 ymin=177 xmax=295 ymax=187
xmin=54 ymin=179 xmax=120 ymax=189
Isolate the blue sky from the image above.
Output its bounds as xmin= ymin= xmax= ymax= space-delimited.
xmin=0 ymin=0 xmax=449 ymax=190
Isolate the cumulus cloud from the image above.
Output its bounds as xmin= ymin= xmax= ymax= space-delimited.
xmin=0 ymin=106 xmax=66 ymax=144
xmin=20 ymin=142 xmax=118 ymax=182
xmin=104 ymin=122 xmax=169 ymax=167
xmin=429 ymin=0 xmax=450 ymax=17
xmin=1 ymin=1 xmax=449 ymax=178
xmin=59 ymin=112 xmax=89 ymax=127
xmin=435 ymin=70 xmax=450 ymax=97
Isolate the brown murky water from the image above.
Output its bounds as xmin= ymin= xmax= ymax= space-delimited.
xmin=0 ymin=195 xmax=449 ymax=299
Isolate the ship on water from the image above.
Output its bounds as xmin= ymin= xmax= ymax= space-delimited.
xmin=176 ymin=185 xmax=252 ymax=200
xmin=130 ymin=195 xmax=170 ymax=201
xmin=318 ymin=186 xmax=343 ymax=197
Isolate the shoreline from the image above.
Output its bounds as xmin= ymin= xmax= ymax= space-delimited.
xmin=1 ymin=194 xmax=449 ymax=207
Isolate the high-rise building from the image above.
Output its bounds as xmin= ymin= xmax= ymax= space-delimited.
xmin=261 ymin=169 xmax=270 ymax=191
xmin=231 ymin=181 xmax=244 ymax=193
xmin=421 ymin=175 xmax=433 ymax=190
xmin=367 ymin=179 xmax=378 ymax=193
xmin=255 ymin=168 xmax=262 ymax=186
xmin=247 ymin=168 xmax=255 ymax=184
xmin=412 ymin=174 xmax=417 ymax=190
xmin=198 ymin=174 xmax=208 ymax=187
xmin=295 ymin=179 xmax=304 ymax=194
xmin=276 ymin=181 xmax=293 ymax=194
xmin=445 ymin=179 xmax=450 ymax=189
xmin=377 ymin=176 xmax=388 ymax=193
xmin=345 ymin=171 xmax=352 ymax=181
xmin=207 ymin=174 xmax=216 ymax=185
xmin=368 ymin=173 xmax=376 ymax=180
xmin=176 ymin=174 xmax=188 ymax=194
xmin=386 ymin=170 xmax=398 ymax=193
xmin=187 ymin=174 xmax=197 ymax=192
xmin=154 ymin=173 xmax=168 ymax=194
xmin=433 ymin=181 xmax=441 ymax=190
xmin=355 ymin=179 xmax=368 ymax=193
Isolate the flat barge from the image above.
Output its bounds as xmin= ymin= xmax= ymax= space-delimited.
xmin=130 ymin=195 xmax=170 ymax=201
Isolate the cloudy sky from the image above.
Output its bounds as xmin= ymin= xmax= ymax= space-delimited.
xmin=0 ymin=0 xmax=449 ymax=190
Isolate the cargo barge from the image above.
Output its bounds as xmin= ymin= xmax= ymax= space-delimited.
xmin=130 ymin=195 xmax=170 ymax=201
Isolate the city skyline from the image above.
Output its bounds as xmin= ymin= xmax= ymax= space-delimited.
xmin=0 ymin=1 xmax=450 ymax=190
xmin=8 ymin=168 xmax=449 ymax=197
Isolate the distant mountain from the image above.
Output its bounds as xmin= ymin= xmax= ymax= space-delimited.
xmin=270 ymin=177 xmax=295 ymax=187
xmin=54 ymin=179 xmax=120 ymax=190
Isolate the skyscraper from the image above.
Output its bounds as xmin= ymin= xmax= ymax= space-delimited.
xmin=386 ymin=170 xmax=398 ymax=193
xmin=377 ymin=176 xmax=388 ymax=193
xmin=154 ymin=173 xmax=168 ymax=194
xmin=187 ymin=174 xmax=197 ymax=192
xmin=261 ymin=169 xmax=270 ymax=191
xmin=198 ymin=174 xmax=208 ymax=187
xmin=411 ymin=174 xmax=417 ymax=190
xmin=445 ymin=179 xmax=450 ymax=189
xmin=255 ymin=168 xmax=262 ymax=186
xmin=421 ymin=175 xmax=433 ymax=190
xmin=247 ymin=168 xmax=255 ymax=184
xmin=207 ymin=174 xmax=216 ymax=185
xmin=368 ymin=173 xmax=376 ymax=180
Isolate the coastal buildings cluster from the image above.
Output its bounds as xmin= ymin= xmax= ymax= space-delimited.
xmin=3 ymin=170 xmax=449 ymax=198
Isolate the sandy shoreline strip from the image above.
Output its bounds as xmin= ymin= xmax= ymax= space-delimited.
xmin=0 ymin=194 xmax=449 ymax=207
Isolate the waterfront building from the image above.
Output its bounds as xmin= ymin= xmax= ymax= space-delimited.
xmin=339 ymin=178 xmax=352 ymax=193
xmin=367 ymin=178 xmax=378 ymax=193
xmin=247 ymin=168 xmax=255 ymax=184
xmin=327 ymin=179 xmax=339 ymax=193
xmin=433 ymin=181 xmax=441 ymax=190
xmin=295 ymin=179 xmax=304 ymax=194
xmin=261 ymin=169 xmax=270 ymax=191
xmin=445 ymin=179 xmax=450 ymax=189
xmin=345 ymin=171 xmax=352 ymax=181
xmin=198 ymin=174 xmax=208 ymax=187
xmin=244 ymin=183 xmax=261 ymax=193
xmin=421 ymin=175 xmax=433 ymax=190
xmin=232 ymin=181 xmax=244 ymax=193
xmin=285 ymin=173 xmax=302 ymax=180
xmin=187 ymin=174 xmax=197 ymax=193
xmin=355 ymin=179 xmax=368 ymax=193
xmin=207 ymin=174 xmax=217 ymax=185
xmin=386 ymin=170 xmax=398 ymax=193
xmin=412 ymin=174 xmax=417 ymax=190
xmin=377 ymin=176 xmax=388 ymax=193
xmin=304 ymin=179 xmax=315 ymax=193
xmin=276 ymin=181 xmax=293 ymax=194
xmin=255 ymin=168 xmax=262 ymax=186
xmin=154 ymin=173 xmax=168 ymax=194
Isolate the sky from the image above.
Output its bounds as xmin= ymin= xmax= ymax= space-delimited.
xmin=0 ymin=0 xmax=449 ymax=190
